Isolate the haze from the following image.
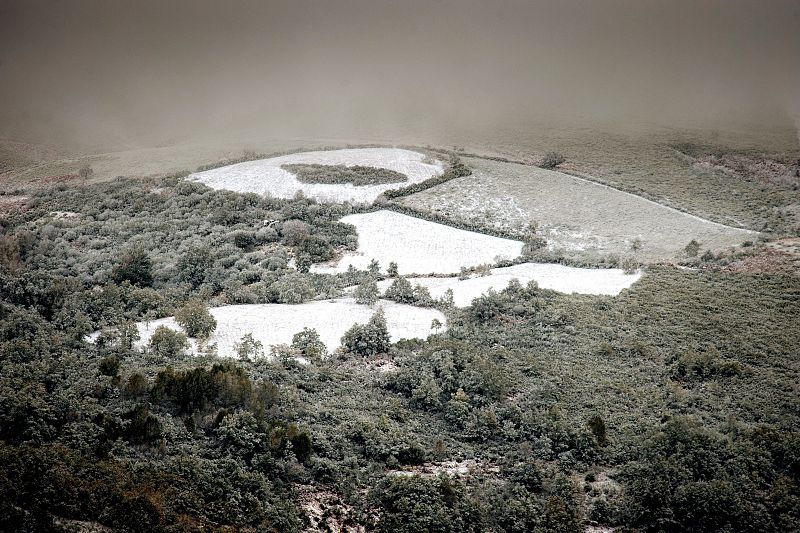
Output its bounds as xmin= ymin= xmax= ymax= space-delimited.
xmin=1 ymin=0 xmax=798 ymax=150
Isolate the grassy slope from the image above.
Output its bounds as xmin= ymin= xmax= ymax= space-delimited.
xmin=445 ymin=124 xmax=800 ymax=232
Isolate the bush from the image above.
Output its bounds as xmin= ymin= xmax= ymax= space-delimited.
xmin=292 ymin=327 xmax=327 ymax=361
xmin=149 ymin=325 xmax=189 ymax=357
xmin=355 ymin=277 xmax=379 ymax=305
xmin=282 ymin=164 xmax=407 ymax=186
xmin=234 ymin=332 xmax=264 ymax=360
xmin=684 ymin=239 xmax=701 ymax=257
xmin=296 ymin=234 xmax=333 ymax=262
xmin=177 ymin=246 xmax=213 ymax=289
xmin=111 ymin=247 xmax=153 ymax=287
xmin=540 ymin=152 xmax=566 ymax=169
xmin=78 ymin=165 xmax=94 ymax=179
xmin=98 ymin=356 xmax=121 ymax=377
xmin=621 ymin=257 xmax=639 ymax=274
xmin=384 ymin=277 xmax=415 ymax=304
xmin=281 ymin=220 xmax=310 ymax=246
xmin=174 ymin=300 xmax=216 ymax=338
xmin=272 ymin=273 xmax=315 ymax=304
xmin=341 ymin=310 xmax=391 ymax=357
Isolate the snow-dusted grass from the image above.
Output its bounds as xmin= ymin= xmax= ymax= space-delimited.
xmin=376 ymin=263 xmax=642 ymax=306
xmin=188 ymin=148 xmax=443 ymax=203
xmin=101 ymin=299 xmax=445 ymax=358
xmin=400 ymin=156 xmax=756 ymax=261
xmin=312 ymin=210 xmax=524 ymax=275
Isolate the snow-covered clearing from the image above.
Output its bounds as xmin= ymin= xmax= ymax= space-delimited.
xmin=312 ymin=210 xmax=524 ymax=275
xmin=92 ymin=299 xmax=445 ymax=358
xmin=375 ymin=263 xmax=641 ymax=306
xmin=400 ymin=156 xmax=756 ymax=261
xmin=188 ymin=148 xmax=443 ymax=203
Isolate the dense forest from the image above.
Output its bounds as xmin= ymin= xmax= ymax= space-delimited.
xmin=0 ymin=167 xmax=798 ymax=532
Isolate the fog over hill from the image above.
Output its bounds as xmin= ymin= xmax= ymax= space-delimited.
xmin=1 ymin=0 xmax=798 ymax=150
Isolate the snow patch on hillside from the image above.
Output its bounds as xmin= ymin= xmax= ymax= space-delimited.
xmin=375 ymin=263 xmax=641 ymax=306
xmin=312 ymin=210 xmax=524 ymax=275
xmin=188 ymin=148 xmax=443 ymax=203
xmin=91 ymin=299 xmax=445 ymax=358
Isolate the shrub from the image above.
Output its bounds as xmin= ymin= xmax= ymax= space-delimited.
xmin=174 ymin=300 xmax=216 ymax=338
xmin=281 ymin=220 xmax=310 ymax=246
xmin=296 ymin=234 xmax=333 ymax=262
xmin=540 ymin=152 xmax=566 ymax=169
xmin=149 ymin=325 xmax=189 ymax=357
xmin=272 ymin=273 xmax=315 ymax=304
xmin=588 ymin=415 xmax=609 ymax=446
xmin=98 ymin=356 xmax=121 ymax=377
xmin=177 ymin=246 xmax=213 ymax=289
xmin=355 ymin=277 xmax=380 ymax=305
xmin=124 ymin=371 xmax=149 ymax=397
xmin=292 ymin=327 xmax=327 ymax=361
xmin=232 ymin=231 xmax=259 ymax=251
xmin=111 ymin=247 xmax=153 ymax=287
xmin=78 ymin=165 xmax=94 ymax=179
xmin=234 ymin=332 xmax=264 ymax=360
xmin=282 ymin=164 xmax=407 ymax=186
xmin=384 ymin=277 xmax=415 ymax=304
xmin=122 ymin=404 xmax=162 ymax=444
xmin=341 ymin=310 xmax=391 ymax=357
xmin=621 ymin=257 xmax=639 ymax=274
xmin=684 ymin=239 xmax=701 ymax=257
xmin=469 ymin=290 xmax=503 ymax=322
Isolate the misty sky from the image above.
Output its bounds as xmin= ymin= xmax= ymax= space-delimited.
xmin=1 ymin=0 xmax=798 ymax=148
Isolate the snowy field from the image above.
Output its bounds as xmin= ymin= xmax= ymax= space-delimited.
xmin=188 ymin=148 xmax=443 ymax=203
xmin=312 ymin=210 xmax=525 ymax=275
xmin=400 ymin=156 xmax=756 ymax=261
xmin=92 ymin=299 xmax=445 ymax=358
xmin=375 ymin=263 xmax=642 ymax=306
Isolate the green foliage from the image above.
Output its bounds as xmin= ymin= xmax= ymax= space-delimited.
xmin=371 ymin=475 xmax=477 ymax=533
xmin=235 ymin=332 xmax=264 ymax=360
xmin=296 ymin=233 xmax=333 ymax=262
xmin=355 ymin=277 xmax=380 ymax=305
xmin=98 ymin=356 xmax=121 ymax=377
xmin=122 ymin=404 xmax=162 ymax=444
xmin=0 ymin=165 xmax=797 ymax=531
xmin=177 ymin=245 xmax=213 ymax=289
xmin=671 ymin=346 xmax=743 ymax=381
xmin=272 ymin=272 xmax=315 ymax=304
xmin=618 ymin=417 xmax=799 ymax=532
xmin=540 ymin=152 xmax=566 ymax=169
xmin=151 ymin=362 xmax=255 ymax=413
xmin=468 ymin=289 xmax=503 ymax=322
xmin=174 ymin=299 xmax=216 ymax=338
xmin=291 ymin=327 xmax=327 ymax=361
xmin=282 ymin=163 xmax=407 ymax=186
xmin=383 ymin=154 xmax=472 ymax=199
xmin=684 ymin=239 xmax=701 ymax=257
xmin=148 ymin=325 xmax=189 ymax=358
xmin=588 ymin=414 xmax=608 ymax=447
xmin=281 ymin=219 xmax=310 ymax=246
xmin=384 ymin=276 xmax=415 ymax=304
xmin=111 ymin=247 xmax=153 ymax=287
xmin=341 ymin=310 xmax=391 ymax=357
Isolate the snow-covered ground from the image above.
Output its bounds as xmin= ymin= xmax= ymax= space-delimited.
xmin=91 ymin=299 xmax=445 ymax=358
xmin=312 ymin=210 xmax=524 ymax=275
xmin=374 ymin=263 xmax=642 ymax=306
xmin=188 ymin=148 xmax=443 ymax=203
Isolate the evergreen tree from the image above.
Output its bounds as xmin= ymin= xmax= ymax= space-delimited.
xmin=111 ymin=247 xmax=153 ymax=287
xmin=355 ymin=277 xmax=379 ymax=305
xmin=341 ymin=310 xmax=391 ymax=357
